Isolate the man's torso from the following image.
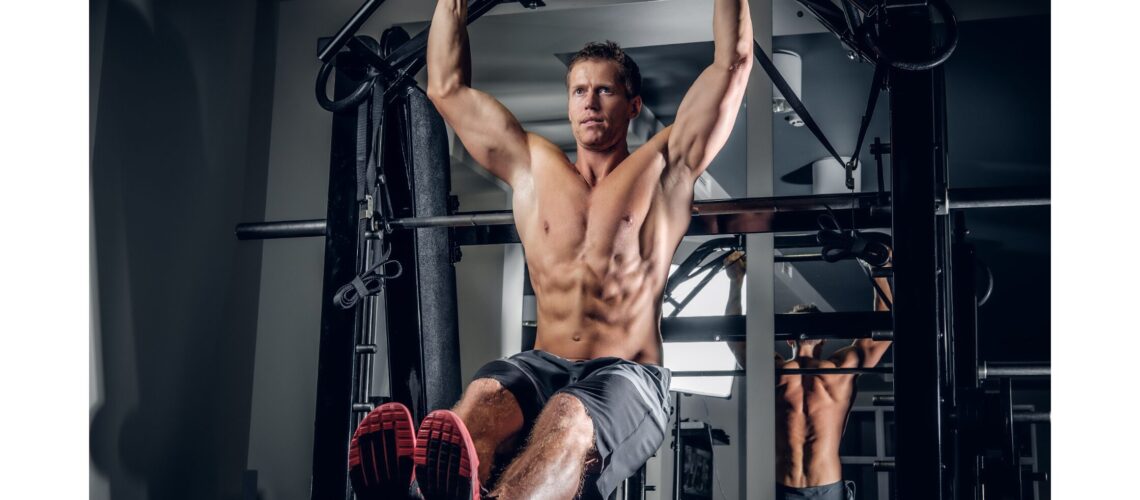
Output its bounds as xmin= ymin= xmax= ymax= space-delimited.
xmin=775 ymin=356 xmax=858 ymax=487
xmin=512 ymin=133 xmax=691 ymax=365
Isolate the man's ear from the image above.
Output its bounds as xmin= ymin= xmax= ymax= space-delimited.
xmin=630 ymin=95 xmax=642 ymax=118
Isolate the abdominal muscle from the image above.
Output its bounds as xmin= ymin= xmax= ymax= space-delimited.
xmin=529 ymin=257 xmax=666 ymax=365
xmin=513 ymin=137 xmax=689 ymax=367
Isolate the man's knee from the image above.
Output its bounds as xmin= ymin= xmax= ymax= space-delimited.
xmin=457 ymin=379 xmax=519 ymax=411
xmin=455 ymin=378 xmax=524 ymax=439
xmin=538 ymin=393 xmax=595 ymax=452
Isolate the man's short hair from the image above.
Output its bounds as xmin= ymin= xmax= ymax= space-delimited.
xmin=789 ymin=304 xmax=821 ymax=314
xmin=566 ymin=41 xmax=642 ymax=98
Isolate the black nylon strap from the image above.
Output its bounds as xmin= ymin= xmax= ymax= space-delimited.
xmin=366 ymin=85 xmax=383 ymax=201
xmin=753 ymin=40 xmax=846 ymax=173
xmin=850 ymin=63 xmax=888 ymax=180
xmin=333 ymin=247 xmax=403 ymax=309
xmin=355 ymin=91 xmax=370 ymax=202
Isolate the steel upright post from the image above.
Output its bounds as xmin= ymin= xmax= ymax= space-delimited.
xmin=952 ymin=214 xmax=981 ymax=499
xmin=887 ymin=6 xmax=947 ymax=499
xmin=310 ymin=47 xmax=374 ymax=500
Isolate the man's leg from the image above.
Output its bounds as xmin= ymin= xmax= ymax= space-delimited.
xmin=451 ymin=378 xmax=526 ymax=485
xmin=489 ymin=393 xmax=597 ymax=499
xmin=415 ymin=377 xmax=532 ymax=500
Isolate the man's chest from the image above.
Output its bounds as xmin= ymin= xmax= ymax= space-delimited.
xmin=514 ymin=160 xmax=669 ymax=258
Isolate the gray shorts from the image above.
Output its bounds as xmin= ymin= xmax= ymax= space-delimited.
xmin=776 ymin=481 xmax=855 ymax=500
xmin=472 ymin=350 xmax=672 ymax=499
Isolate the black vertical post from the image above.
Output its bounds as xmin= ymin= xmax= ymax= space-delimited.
xmin=379 ymin=84 xmax=463 ymax=423
xmin=624 ymin=465 xmax=647 ymax=500
xmin=311 ymin=50 xmax=372 ymax=500
xmin=952 ymin=214 xmax=980 ymax=500
xmin=522 ymin=263 xmax=537 ymax=351
xmin=887 ymin=6 xmax=946 ymax=500
xmin=932 ymin=63 xmax=958 ymax=499
xmin=672 ymin=392 xmax=682 ymax=500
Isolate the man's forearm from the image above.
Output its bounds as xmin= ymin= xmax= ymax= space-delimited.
xmin=713 ymin=0 xmax=754 ymax=66
xmin=858 ymin=274 xmax=894 ymax=364
xmin=428 ymin=0 xmax=473 ymax=97
xmin=873 ymin=275 xmax=892 ymax=312
xmin=725 ymin=283 xmax=743 ymax=316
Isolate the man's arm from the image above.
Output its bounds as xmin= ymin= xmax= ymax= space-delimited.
xmin=833 ymin=274 xmax=894 ymax=368
xmin=427 ymin=0 xmax=531 ymax=186
xmin=724 ymin=251 xmax=746 ymax=368
xmin=664 ymin=0 xmax=753 ymax=179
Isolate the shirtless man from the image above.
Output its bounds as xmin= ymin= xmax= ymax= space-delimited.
xmin=347 ymin=1 xmax=754 ymax=499
xmin=724 ymin=252 xmax=893 ymax=500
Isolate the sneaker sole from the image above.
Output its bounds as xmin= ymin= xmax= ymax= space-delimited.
xmin=349 ymin=402 xmax=417 ymax=499
xmin=414 ymin=410 xmax=481 ymax=500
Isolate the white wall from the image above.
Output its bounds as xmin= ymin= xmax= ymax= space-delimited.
xmin=91 ymin=1 xmax=273 ymax=498
xmin=245 ymin=1 xmax=346 ymax=497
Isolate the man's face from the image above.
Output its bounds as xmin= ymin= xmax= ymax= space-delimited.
xmin=567 ymin=59 xmax=642 ymax=151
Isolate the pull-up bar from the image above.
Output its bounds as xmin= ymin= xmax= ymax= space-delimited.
xmin=236 ymin=187 xmax=1048 ymax=240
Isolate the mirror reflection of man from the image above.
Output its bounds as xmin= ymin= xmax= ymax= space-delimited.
xmin=724 ymin=251 xmax=893 ymax=500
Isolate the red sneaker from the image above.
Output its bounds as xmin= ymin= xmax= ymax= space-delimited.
xmin=414 ymin=410 xmax=482 ymax=500
xmin=349 ymin=402 xmax=418 ymax=500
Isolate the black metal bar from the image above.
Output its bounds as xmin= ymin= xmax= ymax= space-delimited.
xmin=672 ymin=392 xmax=682 ymax=500
xmin=310 ymin=51 xmax=372 ymax=500
xmin=951 ymin=212 xmax=981 ymax=500
xmin=446 ymin=206 xmax=887 ymax=244
xmin=941 ymin=186 xmax=1050 ymax=210
xmin=624 ymin=464 xmax=647 ymax=500
xmin=364 ymin=0 xmax=510 ymax=95
xmin=846 ymin=0 xmax=875 ymax=13
xmin=236 ymin=188 xmax=1048 ymax=241
xmin=777 ymin=233 xmax=824 ymax=248
xmin=873 ymin=137 xmax=887 ymax=201
xmin=1012 ymin=412 xmax=1050 ymax=423
xmin=235 ymin=219 xmax=326 ymax=240
xmin=660 ymin=312 xmax=892 ymax=343
xmin=873 ymin=460 xmax=896 ymax=472
xmin=699 ymin=204 xmax=886 ymax=236
xmin=672 ymin=367 xmax=893 ymax=378
xmin=781 ymin=367 xmax=893 ymax=375
xmin=317 ymin=0 xmax=387 ymax=63
xmin=994 ymin=377 xmax=1024 ymax=497
xmin=794 ymin=0 xmax=876 ymax=61
xmin=672 ymin=370 xmax=746 ymax=378
xmin=872 ymin=403 xmax=1048 ymax=422
xmin=390 ymin=210 xmax=516 ymax=228
xmin=774 ymin=253 xmax=825 ymax=263
xmin=888 ymin=6 xmax=946 ymax=499
xmin=932 ymin=64 xmax=958 ymax=500
xmin=395 ymin=192 xmax=884 ymax=228
xmin=777 ymin=311 xmax=893 ymax=336
xmin=978 ymin=362 xmax=1050 ymax=379
xmin=450 ymin=224 xmax=522 ymax=246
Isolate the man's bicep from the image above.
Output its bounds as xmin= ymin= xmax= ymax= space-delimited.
xmin=431 ymin=87 xmax=530 ymax=185
xmin=830 ymin=346 xmax=862 ymax=369
xmin=858 ymin=341 xmax=893 ymax=368
xmin=666 ymin=61 xmax=751 ymax=177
